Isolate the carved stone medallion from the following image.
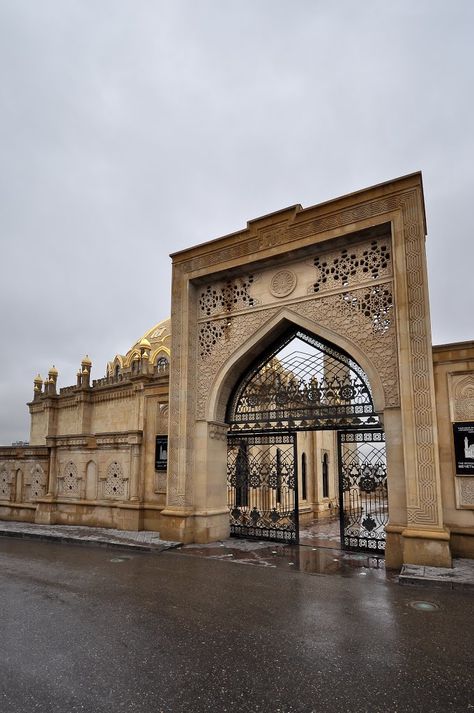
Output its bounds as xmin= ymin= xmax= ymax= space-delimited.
xmin=270 ymin=270 xmax=297 ymax=298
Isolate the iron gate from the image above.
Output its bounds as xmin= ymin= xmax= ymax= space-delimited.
xmin=227 ymin=432 xmax=298 ymax=543
xmin=338 ymin=430 xmax=387 ymax=553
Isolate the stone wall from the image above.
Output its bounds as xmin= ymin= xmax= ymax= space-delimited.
xmin=433 ymin=341 xmax=474 ymax=557
xmin=0 ymin=370 xmax=170 ymax=531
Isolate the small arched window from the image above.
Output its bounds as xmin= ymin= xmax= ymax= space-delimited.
xmin=114 ymin=364 xmax=120 ymax=378
xmin=156 ymin=356 xmax=169 ymax=373
xmin=301 ymin=453 xmax=307 ymax=500
xmin=322 ymin=453 xmax=329 ymax=498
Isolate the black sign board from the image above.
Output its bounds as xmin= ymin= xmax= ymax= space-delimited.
xmin=155 ymin=436 xmax=168 ymax=471
xmin=453 ymin=422 xmax=474 ymax=475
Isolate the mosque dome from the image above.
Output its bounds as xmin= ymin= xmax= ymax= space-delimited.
xmin=107 ymin=318 xmax=171 ymax=376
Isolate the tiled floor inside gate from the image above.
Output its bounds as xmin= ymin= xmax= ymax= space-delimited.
xmin=173 ymin=516 xmax=391 ymax=579
xmin=299 ymin=516 xmax=341 ymax=549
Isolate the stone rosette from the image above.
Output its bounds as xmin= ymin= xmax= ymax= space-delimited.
xmin=269 ymin=269 xmax=297 ymax=298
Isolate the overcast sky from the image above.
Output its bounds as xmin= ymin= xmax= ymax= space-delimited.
xmin=1 ymin=0 xmax=473 ymax=444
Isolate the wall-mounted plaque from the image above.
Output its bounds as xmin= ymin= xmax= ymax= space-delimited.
xmin=453 ymin=422 xmax=474 ymax=475
xmin=155 ymin=436 xmax=168 ymax=471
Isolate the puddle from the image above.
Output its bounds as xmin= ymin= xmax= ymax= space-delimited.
xmin=172 ymin=540 xmax=390 ymax=579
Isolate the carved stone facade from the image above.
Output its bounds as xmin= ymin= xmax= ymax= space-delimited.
xmin=163 ymin=172 xmax=469 ymax=567
xmin=0 ymin=325 xmax=171 ymax=530
xmin=0 ymin=173 xmax=472 ymax=566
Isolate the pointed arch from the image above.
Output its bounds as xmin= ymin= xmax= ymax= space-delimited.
xmin=207 ymin=308 xmax=386 ymax=424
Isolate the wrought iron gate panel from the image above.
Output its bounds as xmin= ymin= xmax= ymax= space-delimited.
xmin=338 ymin=430 xmax=387 ymax=553
xmin=227 ymin=432 xmax=298 ymax=543
xmin=228 ymin=330 xmax=379 ymax=433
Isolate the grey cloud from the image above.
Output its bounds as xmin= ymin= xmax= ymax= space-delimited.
xmin=1 ymin=0 xmax=473 ymax=442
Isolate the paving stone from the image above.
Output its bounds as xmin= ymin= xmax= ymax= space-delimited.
xmin=399 ymin=558 xmax=474 ymax=589
xmin=0 ymin=520 xmax=181 ymax=552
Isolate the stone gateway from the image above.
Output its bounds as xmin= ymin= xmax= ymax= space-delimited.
xmin=1 ymin=173 xmax=473 ymax=569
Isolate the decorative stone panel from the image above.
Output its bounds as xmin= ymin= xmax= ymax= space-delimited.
xmin=101 ymin=461 xmax=128 ymax=500
xmin=25 ymin=464 xmax=48 ymax=500
xmin=458 ymin=478 xmax=474 ymax=508
xmin=0 ymin=465 xmax=13 ymax=501
xmin=311 ymin=239 xmax=391 ymax=294
xmin=196 ymin=284 xmax=399 ymax=418
xmin=452 ymin=375 xmax=474 ymax=421
xmin=58 ymin=461 xmax=81 ymax=497
xmin=198 ymin=275 xmax=258 ymax=318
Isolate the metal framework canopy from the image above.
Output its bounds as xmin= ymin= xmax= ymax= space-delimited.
xmin=227 ymin=328 xmax=380 ymax=433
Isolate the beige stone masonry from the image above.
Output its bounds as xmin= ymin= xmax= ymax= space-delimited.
xmin=164 ymin=173 xmax=450 ymax=566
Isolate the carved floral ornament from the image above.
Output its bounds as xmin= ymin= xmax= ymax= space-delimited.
xmin=270 ymin=270 xmax=297 ymax=298
xmin=459 ymin=478 xmax=474 ymax=507
xmin=196 ymin=237 xmax=392 ymax=320
xmin=453 ymin=375 xmax=474 ymax=421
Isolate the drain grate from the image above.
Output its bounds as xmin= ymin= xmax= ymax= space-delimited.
xmin=409 ymin=600 xmax=440 ymax=612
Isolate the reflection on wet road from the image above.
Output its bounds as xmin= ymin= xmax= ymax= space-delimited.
xmin=172 ymin=538 xmax=394 ymax=581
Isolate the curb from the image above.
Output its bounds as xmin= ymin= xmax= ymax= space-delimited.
xmin=0 ymin=528 xmax=182 ymax=554
xmin=399 ymin=562 xmax=474 ymax=590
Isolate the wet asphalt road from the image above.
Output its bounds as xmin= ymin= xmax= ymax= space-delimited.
xmin=0 ymin=539 xmax=473 ymax=713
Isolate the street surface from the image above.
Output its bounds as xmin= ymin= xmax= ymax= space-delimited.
xmin=0 ymin=538 xmax=472 ymax=713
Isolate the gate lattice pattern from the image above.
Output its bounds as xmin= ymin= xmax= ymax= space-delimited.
xmin=227 ymin=433 xmax=298 ymax=543
xmin=338 ymin=431 xmax=387 ymax=553
xmin=228 ymin=330 xmax=379 ymax=432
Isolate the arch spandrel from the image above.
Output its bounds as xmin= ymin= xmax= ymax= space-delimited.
xmin=206 ymin=309 xmax=386 ymax=425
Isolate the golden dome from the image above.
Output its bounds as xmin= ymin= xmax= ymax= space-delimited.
xmin=81 ymin=355 xmax=92 ymax=366
xmin=107 ymin=318 xmax=171 ymax=374
xmin=34 ymin=374 xmax=43 ymax=384
xmin=49 ymin=365 xmax=58 ymax=376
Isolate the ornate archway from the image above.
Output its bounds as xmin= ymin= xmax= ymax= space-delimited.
xmin=225 ymin=328 xmax=388 ymax=551
xmin=163 ymin=173 xmax=451 ymax=568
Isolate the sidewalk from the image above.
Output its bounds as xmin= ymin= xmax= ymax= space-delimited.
xmin=0 ymin=520 xmax=181 ymax=552
xmin=1 ymin=520 xmax=473 ymax=588
xmin=399 ymin=559 xmax=474 ymax=590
